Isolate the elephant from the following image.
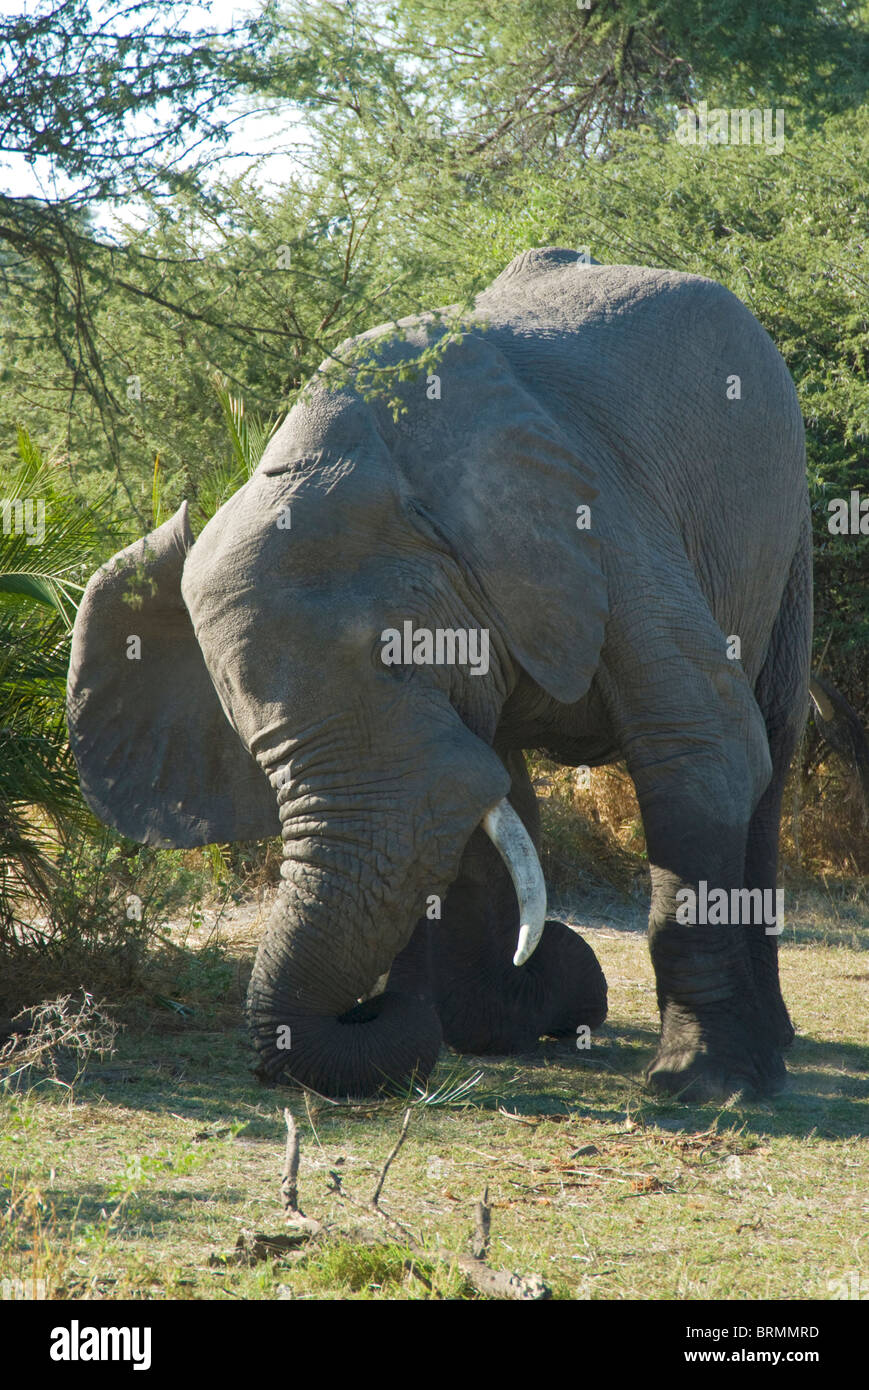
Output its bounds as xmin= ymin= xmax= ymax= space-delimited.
xmin=67 ymin=246 xmax=812 ymax=1103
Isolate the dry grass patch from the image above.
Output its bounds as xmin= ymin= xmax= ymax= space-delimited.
xmin=1 ymin=881 xmax=865 ymax=1301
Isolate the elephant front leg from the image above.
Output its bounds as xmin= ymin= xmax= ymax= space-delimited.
xmin=641 ymin=802 xmax=787 ymax=1102
xmin=392 ymin=750 xmax=607 ymax=1055
xmin=430 ymin=888 xmax=607 ymax=1055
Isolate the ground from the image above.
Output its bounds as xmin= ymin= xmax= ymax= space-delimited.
xmin=0 ymin=885 xmax=866 ymax=1301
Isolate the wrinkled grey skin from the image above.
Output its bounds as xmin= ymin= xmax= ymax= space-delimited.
xmin=67 ymin=248 xmax=811 ymax=1101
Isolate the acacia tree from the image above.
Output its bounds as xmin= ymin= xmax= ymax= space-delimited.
xmin=0 ymin=1 xmax=469 ymax=517
xmin=259 ymin=0 xmax=869 ymax=160
xmin=2 ymin=0 xmax=868 ymax=716
xmin=6 ymin=0 xmax=868 ymax=503
xmin=0 ymin=0 xmax=285 ymax=490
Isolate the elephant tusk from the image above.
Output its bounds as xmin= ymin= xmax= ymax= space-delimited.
xmin=481 ymin=799 xmax=547 ymax=967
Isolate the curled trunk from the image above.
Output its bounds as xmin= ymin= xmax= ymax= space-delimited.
xmin=246 ymin=719 xmax=511 ymax=1098
xmin=247 ymin=854 xmax=443 ymax=1099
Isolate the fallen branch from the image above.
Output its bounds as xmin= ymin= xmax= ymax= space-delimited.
xmin=371 ymin=1106 xmax=412 ymax=1209
xmin=224 ymin=1231 xmax=310 ymax=1266
xmin=280 ymin=1108 xmax=323 ymax=1238
xmin=451 ymin=1252 xmax=550 ymax=1301
xmin=354 ymin=1111 xmax=550 ymax=1300
xmin=470 ymin=1186 xmax=491 ymax=1260
xmin=281 ymin=1108 xmax=302 ymax=1213
xmin=211 ymin=1106 xmax=551 ymax=1297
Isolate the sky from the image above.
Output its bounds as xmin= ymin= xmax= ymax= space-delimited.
xmin=1 ymin=0 xmax=309 ymax=215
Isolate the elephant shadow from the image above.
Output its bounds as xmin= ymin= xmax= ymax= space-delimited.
xmin=47 ymin=941 xmax=866 ymax=1146
xmin=455 ymin=1024 xmax=869 ymax=1141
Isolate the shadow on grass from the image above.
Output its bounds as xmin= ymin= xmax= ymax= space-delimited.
xmin=437 ymin=1027 xmax=869 ymax=1141
xmin=45 ymin=1183 xmax=251 ymax=1230
xmin=12 ymin=985 xmax=866 ymax=1147
xmin=63 ymin=1024 xmax=868 ymax=1138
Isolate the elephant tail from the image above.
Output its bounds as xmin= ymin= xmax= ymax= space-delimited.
xmin=810 ymin=674 xmax=869 ymax=817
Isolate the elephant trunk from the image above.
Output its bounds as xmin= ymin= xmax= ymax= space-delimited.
xmin=245 ymin=709 xmax=513 ymax=1097
xmin=246 ymin=803 xmax=443 ymax=1098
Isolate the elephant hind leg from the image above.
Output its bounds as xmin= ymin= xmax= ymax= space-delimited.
xmin=605 ymin=609 xmax=785 ymax=1100
xmin=743 ymin=751 xmax=800 ymax=1052
xmin=745 ymin=522 xmax=813 ymax=1048
xmin=640 ymin=805 xmax=787 ymax=1103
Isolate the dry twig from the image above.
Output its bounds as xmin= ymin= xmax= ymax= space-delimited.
xmin=280 ymin=1108 xmax=323 ymax=1237
xmin=213 ymin=1104 xmax=551 ymax=1297
xmin=0 ymin=990 xmax=117 ymax=1089
xmin=371 ymin=1106 xmax=412 ymax=1208
xmin=354 ymin=1111 xmax=549 ymax=1300
xmin=470 ymin=1185 xmax=491 ymax=1260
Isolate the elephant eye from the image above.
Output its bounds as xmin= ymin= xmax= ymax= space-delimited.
xmin=372 ymin=631 xmax=414 ymax=681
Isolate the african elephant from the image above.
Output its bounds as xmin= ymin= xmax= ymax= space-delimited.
xmin=67 ymin=247 xmax=811 ymax=1102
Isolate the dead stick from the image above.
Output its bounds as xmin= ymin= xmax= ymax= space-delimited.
xmin=452 ymin=1255 xmax=549 ymax=1301
xmin=280 ymin=1108 xmax=323 ymax=1236
xmin=300 ymin=1107 xmax=549 ymax=1299
xmin=369 ymin=1195 xmax=419 ymax=1245
xmin=281 ymin=1108 xmax=301 ymax=1215
xmin=371 ymin=1106 xmax=412 ymax=1208
xmin=368 ymin=1117 xmax=548 ymax=1299
xmin=470 ymin=1186 xmax=490 ymax=1260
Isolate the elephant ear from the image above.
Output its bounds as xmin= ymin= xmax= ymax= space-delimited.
xmin=67 ymin=502 xmax=279 ymax=847
xmin=375 ymin=329 xmax=608 ymax=705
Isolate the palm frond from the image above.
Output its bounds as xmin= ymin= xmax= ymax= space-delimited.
xmin=213 ymin=374 xmax=281 ymax=480
xmin=0 ymin=429 xmax=105 ymax=627
xmin=0 ymin=429 xmax=105 ymax=931
xmin=411 ymin=1067 xmax=487 ymax=1108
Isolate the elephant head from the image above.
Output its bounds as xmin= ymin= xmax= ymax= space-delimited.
xmin=67 ymin=324 xmax=607 ymax=1096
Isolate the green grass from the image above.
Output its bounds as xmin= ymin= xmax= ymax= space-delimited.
xmin=0 ymin=894 xmax=866 ymax=1301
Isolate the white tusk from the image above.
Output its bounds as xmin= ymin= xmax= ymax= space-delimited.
xmin=481 ymin=799 xmax=547 ymax=967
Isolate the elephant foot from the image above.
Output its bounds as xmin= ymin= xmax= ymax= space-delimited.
xmin=746 ymin=987 xmax=793 ymax=1053
xmin=646 ymin=1017 xmax=787 ymax=1103
xmin=438 ymin=919 xmax=607 ymax=1056
xmin=746 ymin=940 xmax=795 ymax=1049
xmin=249 ymin=988 xmax=442 ymax=1100
xmin=771 ymin=1002 xmax=796 ymax=1051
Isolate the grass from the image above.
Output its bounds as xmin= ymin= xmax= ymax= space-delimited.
xmin=1 ymin=884 xmax=866 ymax=1301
